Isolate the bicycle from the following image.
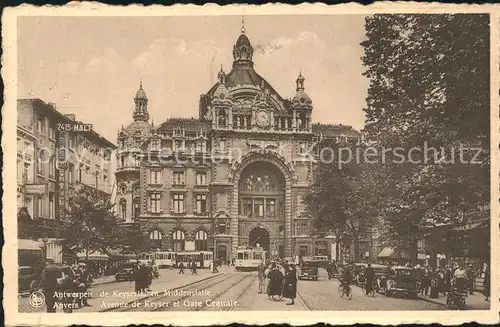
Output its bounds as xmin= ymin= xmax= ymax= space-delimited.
xmin=338 ymin=281 xmax=352 ymax=300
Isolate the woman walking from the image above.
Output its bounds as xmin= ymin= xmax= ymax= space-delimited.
xmin=267 ymin=263 xmax=284 ymax=301
xmin=283 ymin=264 xmax=298 ymax=305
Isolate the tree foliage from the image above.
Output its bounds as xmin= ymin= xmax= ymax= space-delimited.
xmin=304 ymin=139 xmax=382 ymax=261
xmin=361 ymin=14 xmax=490 ymax=251
xmin=57 ymin=186 xmax=117 ymax=258
xmin=111 ymin=222 xmax=159 ymax=259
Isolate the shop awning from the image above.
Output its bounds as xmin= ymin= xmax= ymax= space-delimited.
xmin=18 ymin=239 xmax=43 ymax=251
xmin=76 ymin=250 xmax=109 ymax=261
xmin=378 ymin=247 xmax=399 ymax=259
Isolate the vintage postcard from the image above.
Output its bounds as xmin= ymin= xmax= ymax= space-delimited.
xmin=2 ymin=3 xmax=499 ymax=326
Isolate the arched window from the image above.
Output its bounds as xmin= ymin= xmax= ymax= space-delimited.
xmin=195 ymin=230 xmax=208 ymax=251
xmin=218 ymin=109 xmax=226 ymax=126
xmin=149 ymin=229 xmax=163 ymax=249
xmin=172 ymin=230 xmax=185 ymax=252
xmin=133 ymin=197 xmax=140 ymax=218
xmin=119 ymin=199 xmax=127 ymax=220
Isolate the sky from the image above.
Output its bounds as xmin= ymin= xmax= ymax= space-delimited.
xmin=18 ymin=15 xmax=369 ymax=143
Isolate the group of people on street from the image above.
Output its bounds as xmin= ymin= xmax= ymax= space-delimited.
xmin=413 ymin=263 xmax=489 ymax=301
xmin=330 ymin=259 xmax=490 ymax=303
xmin=40 ymin=258 xmax=93 ymax=313
xmin=178 ymin=260 xmax=198 ymax=275
xmin=258 ymin=260 xmax=298 ymax=305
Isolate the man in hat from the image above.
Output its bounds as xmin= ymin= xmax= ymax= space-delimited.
xmin=40 ymin=258 xmax=62 ymax=312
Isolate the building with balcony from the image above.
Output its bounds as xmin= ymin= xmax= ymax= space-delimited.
xmin=115 ymin=25 xmax=361 ymax=262
xmin=17 ymin=99 xmax=116 ymax=260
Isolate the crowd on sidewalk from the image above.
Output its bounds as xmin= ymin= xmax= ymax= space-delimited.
xmin=414 ymin=263 xmax=490 ymax=302
xmin=256 ymin=259 xmax=299 ymax=306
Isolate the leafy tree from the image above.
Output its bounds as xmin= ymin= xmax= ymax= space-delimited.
xmin=57 ymin=185 xmax=117 ymax=261
xmin=361 ymin=14 xmax=490 ymax=258
xmin=304 ymin=139 xmax=382 ymax=262
xmin=111 ymin=222 xmax=159 ymax=261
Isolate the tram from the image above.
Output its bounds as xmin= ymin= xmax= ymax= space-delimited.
xmin=154 ymin=251 xmax=176 ymax=269
xmin=138 ymin=252 xmax=154 ymax=265
xmin=235 ymin=246 xmax=267 ymax=271
xmin=175 ymin=251 xmax=213 ymax=269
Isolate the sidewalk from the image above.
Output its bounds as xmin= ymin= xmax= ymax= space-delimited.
xmin=18 ymin=268 xmax=224 ymax=313
xmin=418 ymin=292 xmax=490 ymax=310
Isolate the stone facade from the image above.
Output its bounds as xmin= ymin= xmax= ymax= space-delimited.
xmin=17 ymin=99 xmax=115 ymax=262
xmin=115 ymin=27 xmax=361 ymax=261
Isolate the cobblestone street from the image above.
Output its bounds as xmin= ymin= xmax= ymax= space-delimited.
xmin=20 ymin=268 xmax=491 ymax=312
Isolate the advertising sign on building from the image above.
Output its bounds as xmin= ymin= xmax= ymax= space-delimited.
xmin=24 ymin=184 xmax=48 ymax=195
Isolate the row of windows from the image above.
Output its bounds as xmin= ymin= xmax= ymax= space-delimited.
xmin=36 ymin=116 xmax=56 ymax=139
xmin=34 ymin=193 xmax=56 ymax=219
xmin=119 ymin=193 xmax=208 ymax=217
xmin=148 ymin=229 xmax=208 ymax=251
xmin=147 ymin=171 xmax=208 ymax=186
xmin=239 ymin=197 xmax=283 ymax=218
xmin=149 ymin=139 xmax=208 ymax=153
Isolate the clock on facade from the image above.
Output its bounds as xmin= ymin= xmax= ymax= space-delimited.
xmin=256 ymin=110 xmax=270 ymax=127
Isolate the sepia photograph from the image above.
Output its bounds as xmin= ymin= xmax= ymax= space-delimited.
xmin=3 ymin=4 xmax=498 ymax=326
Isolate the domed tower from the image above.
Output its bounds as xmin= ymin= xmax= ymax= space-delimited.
xmin=133 ymin=81 xmax=149 ymax=122
xmin=232 ymin=20 xmax=254 ymax=66
xmin=115 ymin=82 xmax=153 ymax=223
xmin=291 ymin=72 xmax=313 ymax=132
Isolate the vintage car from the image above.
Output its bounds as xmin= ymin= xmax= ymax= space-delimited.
xmin=115 ymin=262 xmax=136 ymax=282
xmin=298 ymin=259 xmax=319 ymax=281
xmin=18 ymin=266 xmax=41 ymax=293
xmin=381 ymin=266 xmax=418 ymax=298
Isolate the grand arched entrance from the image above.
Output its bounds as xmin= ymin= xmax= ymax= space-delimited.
xmin=238 ymin=161 xmax=286 ymax=255
xmin=249 ymin=227 xmax=270 ymax=253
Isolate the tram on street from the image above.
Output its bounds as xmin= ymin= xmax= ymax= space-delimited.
xmin=235 ymin=246 xmax=267 ymax=271
xmin=175 ymin=251 xmax=213 ymax=269
xmin=154 ymin=251 xmax=176 ymax=268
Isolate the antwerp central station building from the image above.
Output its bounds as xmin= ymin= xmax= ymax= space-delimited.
xmin=115 ymin=26 xmax=361 ymax=262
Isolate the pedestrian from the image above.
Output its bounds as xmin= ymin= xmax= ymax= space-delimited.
xmin=257 ymin=261 xmax=266 ymax=294
xmin=213 ymin=260 xmax=219 ymax=273
xmin=40 ymin=258 xmax=62 ymax=313
xmin=443 ymin=265 xmax=451 ymax=295
xmin=364 ymin=263 xmax=375 ymax=295
xmin=267 ymin=262 xmax=284 ymax=301
xmin=421 ymin=267 xmax=430 ymax=296
xmin=78 ymin=263 xmax=92 ymax=307
xmin=283 ymin=264 xmax=297 ymax=305
xmin=191 ymin=261 xmax=198 ymax=275
xmin=146 ymin=263 xmax=153 ymax=291
xmin=466 ymin=264 xmax=475 ymax=295
xmin=483 ymin=264 xmax=490 ymax=301
xmin=134 ymin=263 xmax=146 ymax=293
xmin=178 ymin=262 xmax=185 ymax=274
